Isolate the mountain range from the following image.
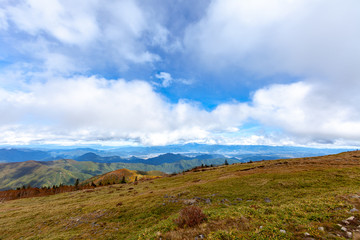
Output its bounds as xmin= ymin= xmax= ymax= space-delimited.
xmin=0 ymin=144 xmax=351 ymax=163
xmin=0 ymin=145 xmax=352 ymax=190
xmin=74 ymin=152 xmax=194 ymax=164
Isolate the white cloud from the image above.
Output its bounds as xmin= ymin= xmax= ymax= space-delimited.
xmin=155 ymin=72 xmax=172 ymax=87
xmin=184 ymin=0 xmax=360 ymax=105
xmin=2 ymin=0 xmax=171 ymax=72
xmin=1 ymin=74 xmax=360 ymax=147
xmin=0 ymin=76 xmax=220 ymax=145
xmin=250 ymin=82 xmax=360 ymax=141
xmin=180 ymin=0 xmax=360 ymax=146
xmin=185 ymin=0 xmax=360 ymax=81
xmin=6 ymin=0 xmax=99 ymax=45
xmin=154 ymin=72 xmax=192 ymax=87
xmin=0 ymin=8 xmax=8 ymax=30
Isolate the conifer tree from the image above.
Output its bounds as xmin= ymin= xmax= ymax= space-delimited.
xmin=74 ymin=178 xmax=79 ymax=189
xmin=121 ymin=176 xmax=126 ymax=184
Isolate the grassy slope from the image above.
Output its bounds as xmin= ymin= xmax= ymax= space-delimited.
xmin=81 ymin=168 xmax=164 ymax=186
xmin=1 ymin=151 xmax=360 ymax=239
xmin=0 ymin=160 xmax=101 ymax=190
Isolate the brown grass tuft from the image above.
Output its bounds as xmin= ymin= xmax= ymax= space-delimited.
xmin=174 ymin=206 xmax=206 ymax=228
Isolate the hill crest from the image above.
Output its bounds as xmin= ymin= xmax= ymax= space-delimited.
xmin=81 ymin=168 xmax=164 ymax=186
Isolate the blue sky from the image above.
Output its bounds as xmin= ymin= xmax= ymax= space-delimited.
xmin=0 ymin=0 xmax=360 ymax=147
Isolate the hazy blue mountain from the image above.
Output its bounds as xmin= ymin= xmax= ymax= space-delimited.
xmin=144 ymin=153 xmax=192 ymax=165
xmin=194 ymin=154 xmax=225 ymax=160
xmin=75 ymin=153 xmax=203 ymax=165
xmin=75 ymin=152 xmax=126 ymax=163
xmin=0 ymin=149 xmax=53 ymax=163
xmin=92 ymin=144 xmax=351 ymax=158
xmin=0 ymin=144 xmax=352 ymax=163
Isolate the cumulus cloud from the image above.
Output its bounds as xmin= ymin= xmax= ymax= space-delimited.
xmin=6 ymin=0 xmax=99 ymax=45
xmin=1 ymin=74 xmax=360 ymax=146
xmin=181 ymin=0 xmax=360 ymax=146
xmin=250 ymin=82 xmax=360 ymax=142
xmin=184 ymin=0 xmax=360 ymax=104
xmin=154 ymin=72 xmax=192 ymax=87
xmin=1 ymin=0 xmax=172 ymax=72
xmin=185 ymin=0 xmax=360 ymax=80
xmin=0 ymin=76 xmax=223 ymax=145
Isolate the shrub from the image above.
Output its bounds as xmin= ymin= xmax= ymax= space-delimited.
xmin=174 ymin=206 xmax=206 ymax=228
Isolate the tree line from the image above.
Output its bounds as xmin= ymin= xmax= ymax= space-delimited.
xmin=0 ymin=179 xmax=94 ymax=202
xmin=0 ymin=175 xmax=135 ymax=202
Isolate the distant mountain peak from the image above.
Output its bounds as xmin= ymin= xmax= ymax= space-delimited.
xmin=75 ymin=152 xmax=101 ymax=161
xmin=81 ymin=152 xmax=100 ymax=157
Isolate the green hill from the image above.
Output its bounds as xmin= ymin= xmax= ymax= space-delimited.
xmin=0 ymin=159 xmax=106 ymax=190
xmin=0 ymin=158 xmax=238 ymax=190
xmin=81 ymin=168 xmax=165 ymax=186
xmin=1 ymin=151 xmax=360 ymax=239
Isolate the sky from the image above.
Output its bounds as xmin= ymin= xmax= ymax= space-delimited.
xmin=0 ymin=0 xmax=360 ymax=147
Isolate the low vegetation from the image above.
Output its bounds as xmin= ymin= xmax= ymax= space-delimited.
xmin=1 ymin=151 xmax=360 ymax=239
xmin=175 ymin=206 xmax=207 ymax=228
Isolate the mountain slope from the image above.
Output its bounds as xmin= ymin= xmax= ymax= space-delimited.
xmin=0 ymin=160 xmax=95 ymax=189
xmin=0 ymin=157 xmax=238 ymax=190
xmin=1 ymin=151 xmax=360 ymax=239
